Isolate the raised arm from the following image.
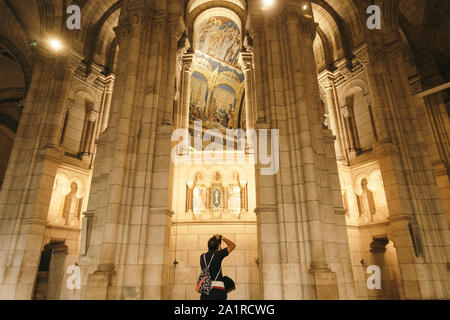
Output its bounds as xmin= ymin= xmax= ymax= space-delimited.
xmin=215 ymin=234 xmax=236 ymax=254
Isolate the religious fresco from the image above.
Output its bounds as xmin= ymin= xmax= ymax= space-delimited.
xmin=190 ymin=16 xmax=246 ymax=131
xmin=196 ymin=16 xmax=241 ymax=66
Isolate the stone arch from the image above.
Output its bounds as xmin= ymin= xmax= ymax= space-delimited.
xmin=82 ymin=1 xmax=121 ymax=71
xmin=340 ymin=79 xmax=376 ymax=150
xmin=314 ymin=27 xmax=334 ymax=71
xmin=69 ymin=177 xmax=86 ymax=199
xmin=340 ymin=79 xmax=370 ymax=101
xmin=0 ymin=34 xmax=32 ymax=92
xmin=353 ymin=173 xmax=371 ymax=195
xmin=311 ymin=0 xmax=353 ymax=63
xmin=61 ymin=89 xmax=96 ymax=155
xmin=68 ymin=85 xmax=98 ymax=105
xmin=187 ymin=0 xmax=246 ymax=43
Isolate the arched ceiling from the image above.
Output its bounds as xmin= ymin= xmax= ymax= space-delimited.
xmin=0 ymin=0 xmax=447 ymax=84
xmin=398 ymin=0 xmax=450 ymax=82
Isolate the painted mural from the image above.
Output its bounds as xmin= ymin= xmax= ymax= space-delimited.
xmin=190 ymin=16 xmax=246 ymax=131
xmin=196 ymin=17 xmax=241 ymax=66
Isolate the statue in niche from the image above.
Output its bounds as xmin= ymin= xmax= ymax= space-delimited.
xmin=356 ymin=179 xmax=376 ymax=223
xmin=61 ymin=182 xmax=83 ymax=227
xmin=227 ymin=185 xmax=241 ymax=213
xmin=193 ymin=185 xmax=207 ymax=213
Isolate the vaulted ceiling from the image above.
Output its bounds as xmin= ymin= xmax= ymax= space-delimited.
xmin=0 ymin=0 xmax=448 ymax=114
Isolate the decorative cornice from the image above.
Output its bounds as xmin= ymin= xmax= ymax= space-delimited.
xmin=181 ymin=53 xmax=194 ymax=72
xmin=239 ymin=51 xmax=253 ymax=72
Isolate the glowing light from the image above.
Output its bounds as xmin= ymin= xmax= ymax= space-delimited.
xmin=303 ymin=4 xmax=308 ymax=10
xmin=262 ymin=0 xmax=274 ymax=9
xmin=49 ymin=38 xmax=62 ymax=52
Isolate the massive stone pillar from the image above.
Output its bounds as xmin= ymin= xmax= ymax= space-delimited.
xmin=357 ymin=38 xmax=450 ymax=299
xmin=0 ymin=46 xmax=81 ymax=299
xmin=80 ymin=1 xmax=184 ymax=300
xmin=248 ymin=0 xmax=355 ymax=300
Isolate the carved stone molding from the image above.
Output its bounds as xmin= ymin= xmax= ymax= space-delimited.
xmin=181 ymin=54 xmax=194 ymax=73
xmin=113 ymin=24 xmax=131 ymax=41
xmin=333 ymin=61 xmax=364 ymax=87
xmin=128 ymin=11 xmax=144 ymax=27
xmin=247 ymin=14 xmax=264 ymax=38
xmin=239 ymin=51 xmax=254 ymax=72
xmin=67 ymin=98 xmax=75 ymax=111
xmin=318 ymin=75 xmax=335 ymax=91
xmin=177 ymin=32 xmax=191 ymax=56
xmin=168 ymin=14 xmax=185 ymax=39
xmin=87 ymin=110 xmax=99 ymax=122
xmin=285 ymin=9 xmax=318 ymax=41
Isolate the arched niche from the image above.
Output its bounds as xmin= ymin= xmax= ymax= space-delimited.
xmin=61 ymin=89 xmax=96 ymax=156
xmin=341 ymin=81 xmax=376 ymax=151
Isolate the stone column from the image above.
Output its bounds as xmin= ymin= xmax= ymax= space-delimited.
xmin=59 ymin=98 xmax=74 ymax=146
xmin=178 ymin=54 xmax=194 ymax=130
xmin=247 ymin=16 xmax=266 ymax=124
xmin=364 ymin=37 xmax=450 ymax=299
xmin=0 ymin=45 xmax=71 ymax=299
xmin=341 ymin=105 xmax=358 ymax=154
xmin=239 ymin=51 xmax=256 ymax=129
xmin=273 ymin=0 xmax=353 ymax=299
xmin=80 ymin=110 xmax=98 ymax=161
xmin=319 ymin=74 xmax=345 ymax=160
xmin=46 ymin=51 xmax=81 ymax=148
xmin=163 ymin=16 xmax=183 ymax=125
xmin=356 ymin=47 xmax=391 ymax=143
xmin=84 ymin=4 xmax=146 ymax=300
xmin=99 ymin=77 xmax=115 ymax=134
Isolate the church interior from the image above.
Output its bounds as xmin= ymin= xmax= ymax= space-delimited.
xmin=0 ymin=0 xmax=449 ymax=300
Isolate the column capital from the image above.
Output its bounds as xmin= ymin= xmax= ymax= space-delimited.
xmin=151 ymin=11 xmax=169 ymax=33
xmin=125 ymin=1 xmax=147 ymax=28
xmin=318 ymin=72 xmax=335 ymax=90
xmin=355 ymin=47 xmax=370 ymax=66
xmin=87 ymin=110 xmax=99 ymax=122
xmin=284 ymin=7 xmax=318 ymax=41
xmin=113 ymin=23 xmax=131 ymax=41
xmin=67 ymin=98 xmax=75 ymax=111
xmin=247 ymin=14 xmax=264 ymax=37
xmin=181 ymin=53 xmax=194 ymax=73
xmin=168 ymin=14 xmax=185 ymax=39
xmin=239 ymin=51 xmax=253 ymax=72
xmin=177 ymin=32 xmax=191 ymax=55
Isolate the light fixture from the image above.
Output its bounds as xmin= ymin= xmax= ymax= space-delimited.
xmin=262 ymin=0 xmax=275 ymax=10
xmin=48 ymin=38 xmax=62 ymax=52
xmin=303 ymin=4 xmax=308 ymax=10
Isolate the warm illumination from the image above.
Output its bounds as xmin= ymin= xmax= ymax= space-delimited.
xmin=49 ymin=38 xmax=62 ymax=52
xmin=262 ymin=0 xmax=274 ymax=9
xmin=303 ymin=4 xmax=308 ymax=10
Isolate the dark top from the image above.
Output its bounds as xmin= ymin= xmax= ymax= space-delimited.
xmin=200 ymin=248 xmax=229 ymax=281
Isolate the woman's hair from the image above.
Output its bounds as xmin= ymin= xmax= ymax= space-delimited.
xmin=208 ymin=237 xmax=221 ymax=251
